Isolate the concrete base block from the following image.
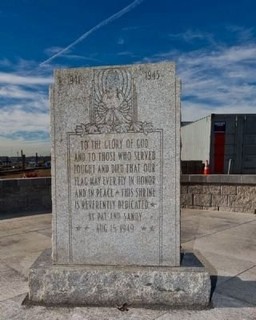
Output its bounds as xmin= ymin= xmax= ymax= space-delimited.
xmin=28 ymin=249 xmax=211 ymax=309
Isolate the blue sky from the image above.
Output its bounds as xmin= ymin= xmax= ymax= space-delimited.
xmin=0 ymin=0 xmax=256 ymax=155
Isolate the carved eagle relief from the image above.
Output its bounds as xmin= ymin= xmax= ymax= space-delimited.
xmin=75 ymin=68 xmax=153 ymax=135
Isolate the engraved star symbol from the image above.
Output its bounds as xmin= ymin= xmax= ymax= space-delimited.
xmin=141 ymin=226 xmax=147 ymax=231
xmin=115 ymin=190 xmax=120 ymax=195
xmin=75 ymin=226 xmax=81 ymax=231
xmin=84 ymin=226 xmax=89 ymax=231
xmin=151 ymin=202 xmax=157 ymax=207
xmin=150 ymin=226 xmax=155 ymax=232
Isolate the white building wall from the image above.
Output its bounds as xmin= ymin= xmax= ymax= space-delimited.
xmin=181 ymin=115 xmax=211 ymax=162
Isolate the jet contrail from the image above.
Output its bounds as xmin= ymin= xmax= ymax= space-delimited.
xmin=40 ymin=0 xmax=145 ymax=66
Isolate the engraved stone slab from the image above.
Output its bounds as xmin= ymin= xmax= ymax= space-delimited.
xmin=50 ymin=63 xmax=181 ymax=266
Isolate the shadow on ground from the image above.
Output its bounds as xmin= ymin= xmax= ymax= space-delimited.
xmin=211 ymin=275 xmax=256 ymax=308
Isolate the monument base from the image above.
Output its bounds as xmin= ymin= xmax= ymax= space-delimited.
xmin=27 ymin=249 xmax=211 ymax=309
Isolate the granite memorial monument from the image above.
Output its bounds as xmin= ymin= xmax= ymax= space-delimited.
xmin=28 ymin=62 xmax=211 ymax=308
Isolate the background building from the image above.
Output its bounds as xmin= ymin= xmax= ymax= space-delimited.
xmin=181 ymin=114 xmax=256 ymax=174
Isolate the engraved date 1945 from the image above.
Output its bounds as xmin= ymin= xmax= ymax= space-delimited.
xmin=145 ymin=70 xmax=160 ymax=80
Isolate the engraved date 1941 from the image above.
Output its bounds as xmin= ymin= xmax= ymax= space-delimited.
xmin=68 ymin=74 xmax=81 ymax=85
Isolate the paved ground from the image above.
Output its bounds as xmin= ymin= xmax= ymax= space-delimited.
xmin=0 ymin=209 xmax=255 ymax=319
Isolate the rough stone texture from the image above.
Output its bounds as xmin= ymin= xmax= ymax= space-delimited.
xmin=0 ymin=178 xmax=51 ymax=216
xmin=51 ymin=63 xmax=180 ymax=266
xmin=227 ymin=186 xmax=256 ymax=212
xmin=28 ymin=249 xmax=211 ymax=309
xmin=211 ymin=195 xmax=228 ymax=207
xmin=181 ymin=185 xmax=188 ymax=194
xmin=237 ymin=185 xmax=256 ymax=196
xmin=221 ymin=185 xmax=237 ymax=195
xmin=188 ymin=185 xmax=220 ymax=195
xmin=228 ymin=195 xmax=251 ymax=207
xmin=181 ymin=194 xmax=192 ymax=206
xmin=181 ymin=175 xmax=256 ymax=213
xmin=207 ymin=186 xmax=221 ymax=194
xmin=193 ymin=194 xmax=211 ymax=207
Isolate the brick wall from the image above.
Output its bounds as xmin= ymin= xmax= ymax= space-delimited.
xmin=0 ymin=177 xmax=51 ymax=217
xmin=181 ymin=175 xmax=256 ymax=213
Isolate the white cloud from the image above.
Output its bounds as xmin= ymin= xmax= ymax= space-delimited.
xmin=0 ymin=85 xmax=46 ymax=100
xmin=0 ymin=71 xmax=52 ymax=85
xmin=168 ymin=29 xmax=215 ymax=44
xmin=62 ymin=54 xmax=102 ymax=63
xmin=1 ymin=26 xmax=256 ymax=155
xmin=182 ymin=102 xmax=256 ymax=122
xmin=0 ymin=108 xmax=49 ymax=135
xmin=0 ymin=137 xmax=50 ymax=156
xmin=226 ymin=25 xmax=255 ymax=42
xmin=43 ymin=47 xmax=102 ymax=63
xmin=177 ymin=44 xmax=256 ymax=107
xmin=44 ymin=46 xmax=67 ymax=56
xmin=147 ymin=41 xmax=256 ymax=121
xmin=0 ymin=59 xmax=51 ymax=155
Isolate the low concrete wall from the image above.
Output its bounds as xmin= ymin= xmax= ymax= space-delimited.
xmin=0 ymin=177 xmax=51 ymax=217
xmin=181 ymin=175 xmax=256 ymax=213
xmin=1 ymin=175 xmax=255 ymax=216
